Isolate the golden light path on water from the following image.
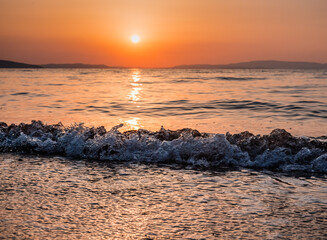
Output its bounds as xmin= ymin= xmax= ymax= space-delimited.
xmin=124 ymin=69 xmax=143 ymax=130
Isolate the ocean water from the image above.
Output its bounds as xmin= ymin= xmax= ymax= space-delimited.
xmin=1 ymin=68 xmax=327 ymax=136
xmin=0 ymin=68 xmax=327 ymax=239
xmin=1 ymin=154 xmax=326 ymax=239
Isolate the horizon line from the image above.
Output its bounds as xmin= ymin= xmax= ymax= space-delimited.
xmin=1 ymin=58 xmax=327 ymax=69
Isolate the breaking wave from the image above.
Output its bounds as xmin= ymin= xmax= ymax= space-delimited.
xmin=0 ymin=121 xmax=326 ymax=173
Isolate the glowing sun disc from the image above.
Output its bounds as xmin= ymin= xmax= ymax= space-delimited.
xmin=131 ymin=35 xmax=140 ymax=43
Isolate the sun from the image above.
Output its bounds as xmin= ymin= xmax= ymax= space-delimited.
xmin=131 ymin=34 xmax=140 ymax=43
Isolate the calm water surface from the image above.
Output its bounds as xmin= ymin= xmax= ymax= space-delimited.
xmin=1 ymin=68 xmax=327 ymax=136
xmin=0 ymin=154 xmax=326 ymax=239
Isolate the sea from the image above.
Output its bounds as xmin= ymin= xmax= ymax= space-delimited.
xmin=0 ymin=68 xmax=326 ymax=239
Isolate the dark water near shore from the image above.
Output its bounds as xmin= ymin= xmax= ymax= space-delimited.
xmin=1 ymin=68 xmax=327 ymax=136
xmin=1 ymin=154 xmax=326 ymax=239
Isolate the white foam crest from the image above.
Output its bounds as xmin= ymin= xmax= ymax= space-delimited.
xmin=0 ymin=122 xmax=326 ymax=173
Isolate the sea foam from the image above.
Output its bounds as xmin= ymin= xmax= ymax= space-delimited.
xmin=0 ymin=121 xmax=326 ymax=173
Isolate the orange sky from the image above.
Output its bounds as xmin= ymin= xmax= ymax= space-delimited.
xmin=0 ymin=0 xmax=327 ymax=67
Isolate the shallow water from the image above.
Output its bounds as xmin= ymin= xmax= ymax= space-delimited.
xmin=1 ymin=68 xmax=327 ymax=136
xmin=0 ymin=154 xmax=326 ymax=239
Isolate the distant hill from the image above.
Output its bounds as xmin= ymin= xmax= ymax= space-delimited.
xmin=41 ymin=63 xmax=114 ymax=68
xmin=0 ymin=60 xmax=117 ymax=69
xmin=173 ymin=60 xmax=327 ymax=69
xmin=0 ymin=60 xmax=42 ymax=68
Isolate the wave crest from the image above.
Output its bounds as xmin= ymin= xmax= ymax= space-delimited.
xmin=0 ymin=121 xmax=326 ymax=173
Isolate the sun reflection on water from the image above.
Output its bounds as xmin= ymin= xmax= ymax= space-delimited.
xmin=125 ymin=69 xmax=143 ymax=130
xmin=128 ymin=69 xmax=142 ymax=103
xmin=125 ymin=117 xmax=142 ymax=130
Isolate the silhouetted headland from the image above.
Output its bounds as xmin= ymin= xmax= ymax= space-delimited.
xmin=0 ymin=60 xmax=118 ymax=69
xmin=0 ymin=60 xmax=42 ymax=68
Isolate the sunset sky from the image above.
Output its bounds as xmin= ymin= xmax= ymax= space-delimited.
xmin=1 ymin=0 xmax=327 ymax=67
